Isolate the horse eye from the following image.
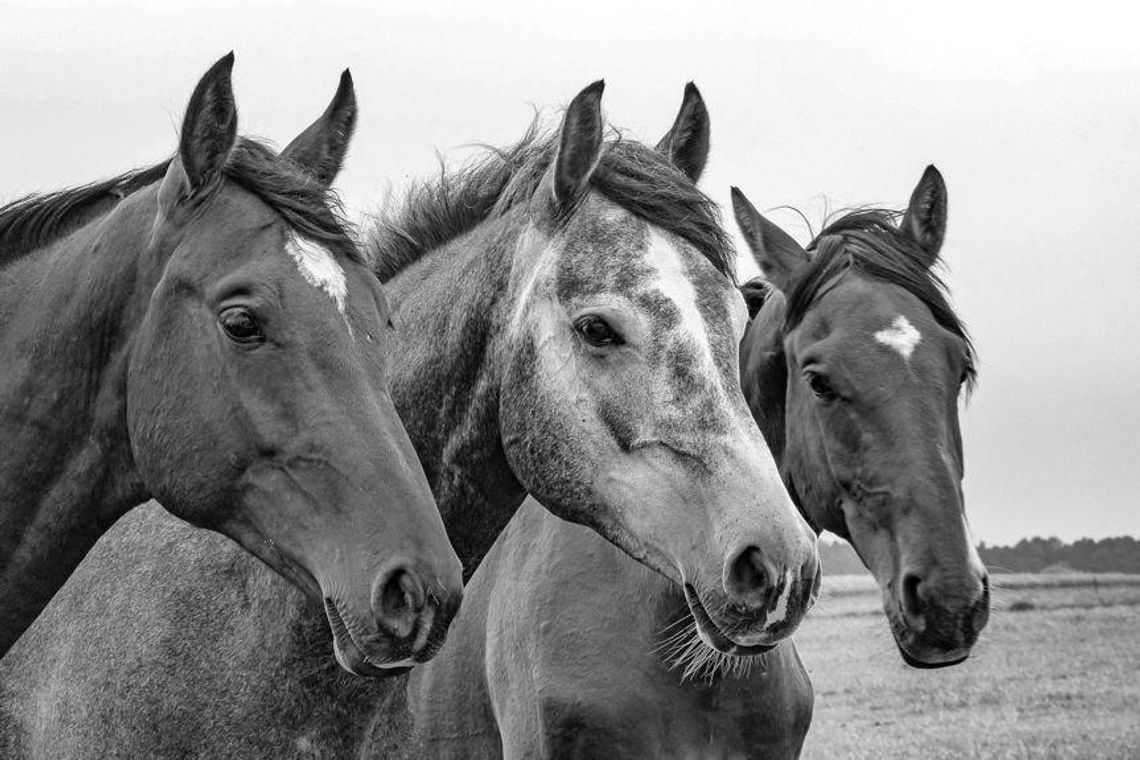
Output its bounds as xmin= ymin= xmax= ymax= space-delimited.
xmin=805 ymin=371 xmax=838 ymax=401
xmin=219 ymin=307 xmax=264 ymax=344
xmin=575 ymin=315 xmax=621 ymax=347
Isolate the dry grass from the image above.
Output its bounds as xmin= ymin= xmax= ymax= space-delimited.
xmin=797 ymin=574 xmax=1140 ymax=759
xmin=810 ymin=572 xmax=1140 ymax=618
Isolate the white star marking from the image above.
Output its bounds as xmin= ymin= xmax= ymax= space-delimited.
xmin=874 ymin=315 xmax=921 ymax=361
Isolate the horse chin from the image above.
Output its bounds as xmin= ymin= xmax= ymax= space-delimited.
xmin=894 ymin=639 xmax=970 ymax=669
xmin=682 ymin=584 xmax=777 ymax=657
xmin=886 ymin=610 xmax=972 ymax=669
xmin=323 ymin=598 xmax=414 ymax=678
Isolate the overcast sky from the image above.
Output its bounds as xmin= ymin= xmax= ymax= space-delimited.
xmin=3 ymin=1 xmax=1137 ymax=545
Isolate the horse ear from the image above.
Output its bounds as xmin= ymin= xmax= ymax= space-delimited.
xmin=552 ymin=80 xmax=605 ymax=211
xmin=281 ymin=69 xmax=357 ymax=187
xmin=739 ymin=278 xmax=770 ymax=319
xmin=900 ymin=165 xmax=947 ymax=267
xmin=177 ymin=52 xmax=238 ymax=196
xmin=655 ymin=82 xmax=710 ymax=183
xmin=731 ymin=186 xmax=808 ymax=293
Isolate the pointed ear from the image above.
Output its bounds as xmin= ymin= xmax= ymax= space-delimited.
xmin=739 ymin=278 xmax=770 ymax=319
xmin=655 ymin=82 xmax=710 ymax=183
xmin=177 ymin=52 xmax=238 ymax=196
xmin=552 ymin=80 xmax=605 ymax=211
xmin=731 ymin=187 xmax=809 ymax=293
xmin=900 ymin=164 xmax=947 ymax=267
xmin=281 ymin=69 xmax=357 ymax=187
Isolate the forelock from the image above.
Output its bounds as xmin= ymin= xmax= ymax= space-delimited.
xmin=366 ymin=120 xmax=736 ymax=285
xmin=785 ymin=208 xmax=977 ymax=392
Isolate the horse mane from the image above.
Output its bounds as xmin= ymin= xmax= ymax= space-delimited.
xmin=0 ymin=162 xmax=171 ymax=263
xmin=787 ymin=208 xmax=976 ymax=389
xmin=366 ymin=121 xmax=735 ymax=283
xmin=0 ymin=137 xmax=360 ymax=267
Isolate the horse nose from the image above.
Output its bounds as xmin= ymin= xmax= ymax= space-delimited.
xmin=901 ymin=569 xmax=990 ymax=643
xmin=901 ymin=571 xmax=927 ymax=632
xmin=371 ymin=560 xmax=428 ymax=639
xmin=725 ymin=543 xmax=820 ymax=613
xmin=724 ymin=546 xmax=774 ymax=609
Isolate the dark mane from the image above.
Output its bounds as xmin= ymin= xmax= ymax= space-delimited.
xmin=0 ymin=137 xmax=359 ymax=267
xmin=366 ymin=123 xmax=734 ymax=282
xmin=0 ymin=162 xmax=171 ymax=262
xmin=787 ymin=209 xmax=976 ymax=389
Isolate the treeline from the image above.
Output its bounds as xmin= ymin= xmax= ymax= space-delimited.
xmin=820 ymin=535 xmax=1140 ymax=575
xmin=977 ymin=536 xmax=1140 ymax=574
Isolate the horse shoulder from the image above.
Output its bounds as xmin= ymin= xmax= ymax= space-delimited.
xmin=429 ymin=498 xmax=816 ymax=760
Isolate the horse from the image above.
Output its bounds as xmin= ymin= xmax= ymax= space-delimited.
xmin=0 ymin=53 xmax=463 ymax=672
xmin=0 ymin=82 xmax=818 ymax=757
xmin=406 ymin=161 xmax=990 ymax=757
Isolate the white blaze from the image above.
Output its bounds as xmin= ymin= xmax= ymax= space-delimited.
xmin=874 ymin=315 xmax=922 ymax=360
xmin=643 ymin=229 xmax=717 ymax=373
xmin=286 ymin=234 xmax=348 ymax=319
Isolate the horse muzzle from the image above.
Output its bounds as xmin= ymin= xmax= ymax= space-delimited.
xmin=887 ymin=571 xmax=990 ymax=669
xmin=323 ymin=562 xmax=462 ymax=677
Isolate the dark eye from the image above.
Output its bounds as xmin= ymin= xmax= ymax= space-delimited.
xmin=219 ymin=307 xmax=264 ymax=344
xmin=805 ymin=371 xmax=838 ymax=401
xmin=575 ymin=315 xmax=621 ymax=347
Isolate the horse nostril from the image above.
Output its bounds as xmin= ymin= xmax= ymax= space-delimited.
xmin=726 ymin=546 xmax=771 ymax=608
xmin=901 ymin=572 xmax=926 ymax=630
xmin=372 ymin=564 xmax=427 ymax=639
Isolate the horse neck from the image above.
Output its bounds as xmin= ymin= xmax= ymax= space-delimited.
xmin=0 ymin=189 xmax=156 ymax=653
xmin=383 ymin=216 xmax=527 ymax=578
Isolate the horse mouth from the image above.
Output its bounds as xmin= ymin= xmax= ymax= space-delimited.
xmin=323 ymin=598 xmax=413 ymax=678
xmin=683 ymin=584 xmax=776 ymax=656
xmin=895 ymin=638 xmax=970 ymax=669
xmin=886 ymin=610 xmax=973 ymax=669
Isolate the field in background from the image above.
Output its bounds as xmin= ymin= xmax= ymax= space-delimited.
xmin=795 ymin=574 xmax=1140 ymax=759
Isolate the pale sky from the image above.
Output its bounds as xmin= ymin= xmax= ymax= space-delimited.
xmin=3 ymin=1 xmax=1138 ymax=545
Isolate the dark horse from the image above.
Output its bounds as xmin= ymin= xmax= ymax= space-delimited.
xmin=0 ymin=56 xmax=462 ymax=672
xmin=0 ymin=84 xmax=817 ymax=756
xmin=406 ymin=162 xmax=990 ymax=757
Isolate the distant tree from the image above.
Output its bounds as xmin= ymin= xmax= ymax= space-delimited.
xmin=822 ymin=535 xmax=1140 ymax=575
xmin=978 ymin=535 xmax=1140 ymax=574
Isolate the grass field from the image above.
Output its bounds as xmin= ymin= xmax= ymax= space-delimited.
xmin=795 ymin=574 xmax=1140 ymax=759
